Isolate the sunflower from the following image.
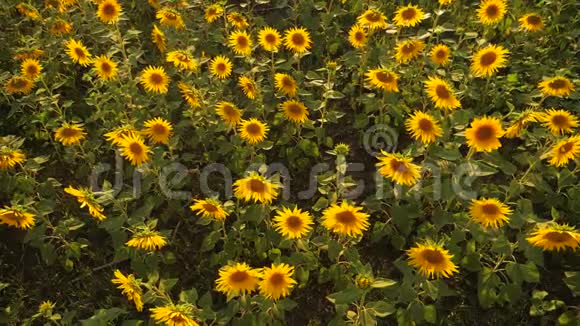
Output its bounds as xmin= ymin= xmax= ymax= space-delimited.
xmin=227 ymin=12 xmax=249 ymax=30
xmin=150 ymin=305 xmax=199 ymax=326
xmin=118 ymin=134 xmax=150 ymax=166
xmin=64 ymin=39 xmax=92 ymax=66
xmin=166 ymin=50 xmax=198 ymax=71
xmin=4 ymin=76 xmax=34 ymax=95
xmin=204 ymin=4 xmax=223 ymax=23
xmin=393 ymin=4 xmax=425 ymax=27
xmin=147 ymin=0 xmax=160 ymax=8
xmin=469 ymin=198 xmax=512 ymax=229
xmin=273 ymin=206 xmax=314 ymax=239
xmin=283 ymin=27 xmax=312 ymax=54
xmin=126 ymin=230 xmax=167 ymax=251
xmin=20 ymin=59 xmax=42 ymax=80
xmin=215 ymin=263 xmax=261 ymax=299
xmin=470 ymin=44 xmax=509 ymax=78
xmin=93 ymin=55 xmax=118 ymax=81
xmin=424 ymin=76 xmax=461 ymax=110
xmin=50 ymin=19 xmax=73 ymax=35
xmin=209 ymin=55 xmax=233 ymax=79
xmin=233 ymin=172 xmax=279 ymax=204
xmin=38 ymin=301 xmax=55 ymax=316
xmin=54 ymin=122 xmax=86 ymax=146
xmin=156 ymin=7 xmax=184 ymax=30
xmin=178 ymin=82 xmax=202 ymax=109
xmin=57 ymin=0 xmax=76 ymax=12
xmin=190 ymin=198 xmax=228 ymax=221
xmin=228 ymin=30 xmax=253 ymax=56
xmin=540 ymin=109 xmax=578 ymax=135
xmin=151 ymin=24 xmax=167 ymax=52
xmin=365 ymin=68 xmax=399 ymax=93
xmin=321 ymin=201 xmax=370 ymax=237
xmin=406 ymin=242 xmax=458 ymax=279
xmin=139 ymin=66 xmax=170 ymax=94
xmin=376 ymin=151 xmax=421 ymax=186
xmin=0 ymin=148 xmax=26 ymax=170
xmin=64 ymin=186 xmax=106 ymax=221
xmin=111 ymin=270 xmax=143 ymax=312
xmin=142 ymin=117 xmax=173 ymax=144
xmin=104 ymin=126 xmax=138 ymax=145
xmin=259 ymin=263 xmax=296 ymax=300
xmin=357 ymin=9 xmax=388 ymax=30
xmin=546 ymin=135 xmax=580 ymax=167
xmin=97 ymin=0 xmax=121 ymax=24
xmin=504 ymin=110 xmax=541 ymax=138
xmin=238 ymin=76 xmax=258 ymax=99
xmin=538 ymin=76 xmax=575 ymax=97
xmin=13 ymin=48 xmax=43 ymax=61
xmin=280 ymin=100 xmax=309 ymax=124
xmin=395 ymin=39 xmax=425 ymax=64
xmin=216 ymin=101 xmax=243 ymax=127
xmin=477 ymin=0 xmax=507 ymax=25
xmin=429 ymin=44 xmax=451 ymax=66
xmin=405 ymin=111 xmax=443 ymax=144
xmin=465 ymin=116 xmax=504 ymax=152
xmin=258 ymin=27 xmax=281 ymax=52
xmin=0 ymin=207 xmax=35 ymax=229
xmin=16 ymin=3 xmax=41 ymax=20
xmin=348 ymin=24 xmax=367 ymax=48
xmin=439 ymin=0 xmax=455 ymax=5
xmin=519 ymin=13 xmax=544 ymax=32
xmin=274 ymin=73 xmax=298 ymax=97
xmin=527 ymin=224 xmax=580 ymax=251
xmin=238 ymin=118 xmax=269 ymax=144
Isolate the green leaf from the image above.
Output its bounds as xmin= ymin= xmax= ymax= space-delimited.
xmin=179 ymin=289 xmax=198 ymax=304
xmin=159 ymin=278 xmax=178 ymax=293
xmin=563 ymin=271 xmax=580 ymax=295
xmin=324 ymin=90 xmax=345 ymax=99
xmin=200 ymin=230 xmax=220 ymax=252
xmin=423 ymin=305 xmax=437 ymax=324
xmin=366 ymin=301 xmax=395 ymax=318
xmin=370 ymin=278 xmax=397 ymax=288
xmin=326 ymin=288 xmax=364 ymax=305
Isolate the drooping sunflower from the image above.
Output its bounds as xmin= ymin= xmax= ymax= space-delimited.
xmin=93 ymin=55 xmax=118 ymax=81
xmin=321 ymin=201 xmax=370 ymax=237
xmin=238 ymin=118 xmax=269 ymax=144
xmin=376 ymin=151 xmax=421 ymax=186
xmin=405 ymin=111 xmax=443 ymax=144
xmin=395 ymin=39 xmax=425 ymax=64
xmin=527 ymin=224 xmax=580 ymax=251
xmin=20 ymin=59 xmax=42 ymax=80
xmin=259 ymin=263 xmax=297 ymax=301
xmin=546 ymin=135 xmax=580 ymax=167
xmin=0 ymin=207 xmax=35 ymax=229
xmin=156 ymin=7 xmax=185 ymax=30
xmin=393 ymin=4 xmax=425 ymax=27
xmin=151 ymin=24 xmax=166 ymax=52
xmin=357 ymin=9 xmax=388 ymax=30
xmin=190 ymin=198 xmax=228 ymax=221
xmin=477 ymin=0 xmax=507 ymax=25
xmin=54 ymin=122 xmax=86 ymax=146
xmin=142 ymin=117 xmax=173 ymax=144
xmin=64 ymin=39 xmax=92 ymax=66
xmin=424 ymin=76 xmax=461 ymax=110
xmin=540 ymin=109 xmax=578 ymax=135
xmin=233 ymin=172 xmax=279 ymax=204
xmin=209 ymin=55 xmax=233 ymax=79
xmin=406 ymin=242 xmax=458 ymax=279
xmin=470 ymin=44 xmax=509 ymax=78
xmin=97 ymin=0 xmax=121 ymax=24
xmin=274 ymin=73 xmax=298 ymax=97
xmin=280 ymin=100 xmax=309 ymax=124
xmin=504 ymin=110 xmax=541 ymax=138
xmin=228 ymin=30 xmax=253 ymax=56
xmin=238 ymin=76 xmax=258 ymax=99
xmin=429 ymin=44 xmax=451 ymax=66
xmin=118 ymin=134 xmax=150 ymax=166
xmin=104 ymin=126 xmax=138 ymax=145
xmin=348 ymin=24 xmax=367 ymax=49
xmin=283 ymin=27 xmax=312 ymax=54
xmin=177 ymin=82 xmax=202 ymax=109
xmin=519 ymin=13 xmax=544 ymax=32
xmin=215 ymin=263 xmax=261 ymax=299
xmin=15 ymin=3 xmax=41 ymax=20
xmin=365 ymin=68 xmax=399 ymax=93
xmin=469 ymin=198 xmax=512 ymax=229
xmin=227 ymin=12 xmax=249 ymax=30
xmin=258 ymin=27 xmax=281 ymax=52
xmin=0 ymin=148 xmax=26 ymax=170
xmin=166 ymin=50 xmax=198 ymax=71
xmin=272 ymin=206 xmax=313 ymax=239
xmin=215 ymin=101 xmax=243 ymax=127
xmin=465 ymin=116 xmax=505 ymax=152
xmin=139 ymin=66 xmax=170 ymax=94
xmin=49 ymin=19 xmax=73 ymax=35
xmin=538 ymin=76 xmax=575 ymax=97
xmin=204 ymin=4 xmax=223 ymax=23
xmin=126 ymin=230 xmax=167 ymax=251
xmin=111 ymin=270 xmax=143 ymax=312
xmin=13 ymin=48 xmax=43 ymax=61
xmin=150 ymin=305 xmax=199 ymax=326
xmin=64 ymin=186 xmax=106 ymax=221
xmin=4 ymin=76 xmax=34 ymax=95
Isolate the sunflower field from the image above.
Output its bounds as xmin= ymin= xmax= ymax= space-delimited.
xmin=1 ymin=0 xmax=580 ymax=325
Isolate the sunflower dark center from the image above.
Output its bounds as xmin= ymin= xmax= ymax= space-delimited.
xmin=527 ymin=15 xmax=541 ymax=25
xmin=245 ymin=123 xmax=261 ymax=136
xmin=237 ymin=36 xmax=248 ymax=47
xmin=390 ymin=160 xmax=409 ymax=173
xmin=486 ymin=4 xmax=499 ymax=17
xmin=150 ymin=73 xmax=163 ymax=85
xmin=265 ymin=33 xmax=277 ymax=43
xmin=544 ymin=231 xmax=572 ymax=243
xmin=248 ymin=179 xmax=266 ymax=192
xmin=376 ymin=72 xmax=393 ymax=83
xmin=165 ymin=12 xmax=177 ymax=21
xmin=481 ymin=204 xmax=500 ymax=215
xmin=208 ymin=8 xmax=216 ymax=15
xmin=13 ymin=78 xmax=26 ymax=88
xmin=335 ymin=211 xmax=356 ymax=225
xmin=365 ymin=12 xmax=380 ymax=22
xmin=287 ymin=103 xmax=302 ymax=115
xmin=291 ymin=33 xmax=305 ymax=46
xmin=286 ymin=215 xmax=303 ymax=229
xmin=480 ymin=52 xmax=497 ymax=66
xmin=102 ymin=3 xmax=116 ymax=16
xmin=216 ymin=63 xmax=226 ymax=71
xmin=129 ymin=142 xmax=143 ymax=155
xmin=355 ymin=31 xmax=364 ymax=41
xmin=436 ymin=49 xmax=447 ymax=58
xmin=422 ymin=249 xmax=444 ymax=264
xmin=100 ymin=62 xmax=111 ymax=73
xmin=402 ymin=43 xmax=415 ymax=54
xmin=475 ymin=126 xmax=494 ymax=141
xmin=401 ymin=8 xmax=417 ymax=20
xmin=435 ymin=84 xmax=450 ymax=99
xmin=223 ymin=105 xmax=236 ymax=116
xmin=152 ymin=124 xmax=167 ymax=135
xmin=549 ymin=79 xmax=566 ymax=89
xmin=269 ymin=273 xmax=285 ymax=286
xmin=560 ymin=142 xmax=574 ymax=153
xmin=74 ymin=48 xmax=86 ymax=58
xmin=418 ymin=118 xmax=433 ymax=131
xmin=551 ymin=114 xmax=568 ymax=127
xmin=26 ymin=65 xmax=38 ymax=75
xmin=202 ymin=203 xmax=218 ymax=212
xmin=281 ymin=77 xmax=294 ymax=88
xmin=61 ymin=128 xmax=79 ymax=138
xmin=229 ymin=271 xmax=249 ymax=283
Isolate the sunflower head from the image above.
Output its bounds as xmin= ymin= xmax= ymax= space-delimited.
xmin=430 ymin=44 xmax=451 ymax=66
xmin=65 ymin=39 xmax=92 ymax=66
xmin=546 ymin=135 xmax=580 ymax=167
xmin=178 ymin=82 xmax=202 ymax=109
xmin=20 ymin=58 xmax=42 ymax=80
xmin=156 ymin=7 xmax=185 ymax=30
xmin=97 ymin=0 xmax=121 ymax=24
xmin=50 ymin=19 xmax=73 ymax=35
xmin=357 ymin=9 xmax=388 ymax=30
xmin=376 ymin=151 xmax=421 ymax=186
xmin=469 ymin=198 xmax=512 ymax=229
xmin=118 ymin=133 xmax=151 ymax=166
xmin=274 ymin=73 xmax=298 ymax=96
xmin=280 ymin=100 xmax=309 ymax=124
xmin=238 ymin=76 xmax=258 ymax=99
xmin=150 ymin=304 xmax=198 ymax=325
xmin=540 ymin=109 xmax=578 ymax=135
xmin=151 ymin=24 xmax=167 ymax=52
xmin=228 ymin=30 xmax=253 ymax=56
xmin=166 ymin=50 xmax=198 ymax=71
xmin=471 ymin=44 xmax=509 ymax=78
xmin=407 ymin=241 xmax=458 ymax=279
xmin=227 ymin=12 xmax=249 ymax=29
xmin=0 ymin=206 xmax=35 ymax=229
xmin=190 ymin=198 xmax=229 ymax=221
xmin=321 ymin=201 xmax=370 ymax=237
xmin=395 ymin=39 xmax=425 ymax=64
xmin=238 ymin=118 xmax=269 ymax=144
xmin=258 ymin=27 xmax=281 ymax=52
xmin=393 ymin=4 xmax=425 ymax=27
xmin=365 ymin=68 xmax=399 ymax=93
xmin=139 ymin=66 xmax=170 ymax=94
xmin=126 ymin=228 xmax=167 ymax=251
xmin=5 ymin=76 xmax=34 ymax=95
xmin=283 ymin=27 xmax=312 ymax=54
xmin=465 ymin=116 xmax=505 ymax=152
xmin=348 ymin=24 xmax=367 ymax=48
xmin=55 ymin=122 xmax=86 ymax=146
xmin=233 ymin=172 xmax=279 ymax=204
xmin=215 ymin=262 xmax=261 ymax=299
xmin=527 ymin=224 xmax=580 ymax=251
xmin=259 ymin=263 xmax=297 ymax=300
xmin=205 ymin=4 xmax=224 ymax=23
xmin=0 ymin=147 xmax=26 ymax=170
xmin=538 ymin=76 xmax=575 ymax=98
xmin=142 ymin=117 xmax=173 ymax=144
xmin=519 ymin=13 xmax=544 ymax=32
xmin=93 ymin=55 xmax=118 ymax=81
xmin=405 ymin=111 xmax=443 ymax=144
xmin=216 ymin=101 xmax=243 ymax=127
xmin=273 ymin=206 xmax=314 ymax=239
xmin=424 ymin=76 xmax=461 ymax=110
xmin=477 ymin=0 xmax=507 ymax=25
xmin=209 ymin=55 xmax=233 ymax=79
